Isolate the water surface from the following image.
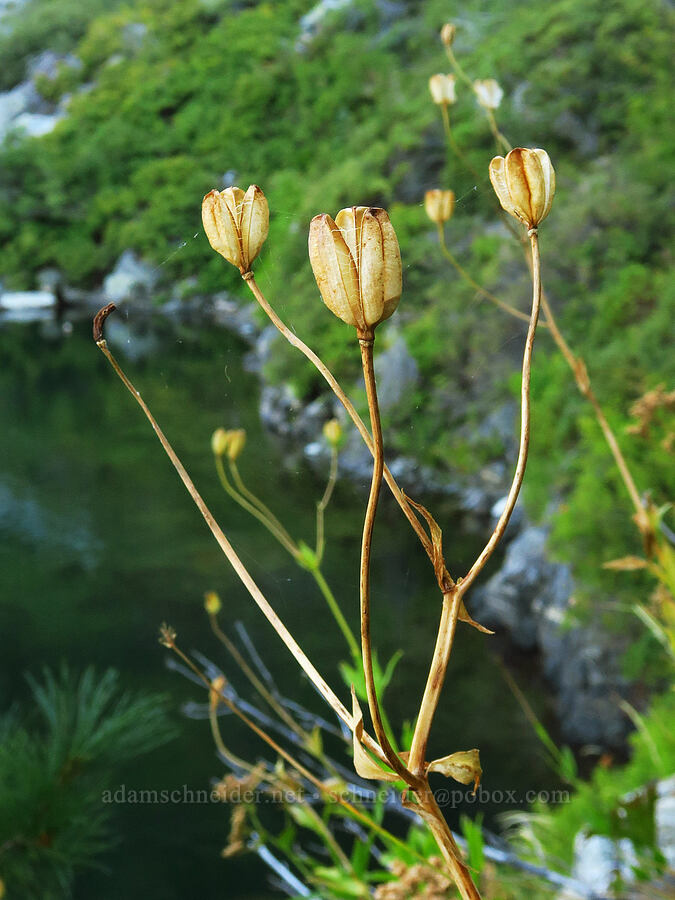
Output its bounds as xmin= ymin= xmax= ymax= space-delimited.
xmin=0 ymin=309 xmax=560 ymax=898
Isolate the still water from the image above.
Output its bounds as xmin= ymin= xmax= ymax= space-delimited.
xmin=0 ymin=308 xmax=559 ymax=898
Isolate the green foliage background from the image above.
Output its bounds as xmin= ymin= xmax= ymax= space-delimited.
xmin=1 ymin=0 xmax=672 ymax=618
xmin=0 ymin=0 xmax=673 ymax=892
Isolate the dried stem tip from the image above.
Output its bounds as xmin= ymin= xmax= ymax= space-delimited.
xmin=93 ymin=302 xmax=117 ymax=342
xmin=429 ymin=73 xmax=457 ymax=105
xmin=440 ymin=23 xmax=456 ymax=47
xmin=202 ymin=185 xmax=269 ymax=273
xmin=425 ymin=189 xmax=455 ymax=225
xmin=308 ymin=206 xmax=402 ymax=336
xmin=489 ymin=148 xmax=555 ymax=229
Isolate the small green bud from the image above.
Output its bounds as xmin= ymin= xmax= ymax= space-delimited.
xmin=227 ymin=428 xmax=246 ymax=461
xmin=204 ymin=590 xmax=222 ymax=615
xmin=323 ymin=418 xmax=342 ymax=447
xmin=211 ymin=427 xmax=230 ymax=456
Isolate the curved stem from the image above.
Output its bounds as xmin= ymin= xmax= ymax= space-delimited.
xmin=311 ymin=565 xmax=360 ymax=661
xmin=407 ymin=588 xmax=462 ymax=775
xmin=444 ymin=46 xmax=473 ymax=91
xmin=315 ymin=445 xmax=338 ymax=564
xmin=486 ymin=108 xmax=511 ymax=154
xmin=242 ymin=275 xmax=435 ymax=565
xmin=229 ymin=458 xmax=297 ymax=551
xmin=215 ymin=455 xmax=299 ymax=557
xmin=437 ymin=224 xmax=544 ymax=326
xmin=460 ymin=229 xmax=542 ymax=594
xmin=93 ymin=307 xmax=389 ymax=768
xmin=440 ymin=103 xmax=481 ymax=180
xmin=359 ymin=336 xmax=419 ymax=786
xmin=538 ymin=292 xmax=653 ymax=545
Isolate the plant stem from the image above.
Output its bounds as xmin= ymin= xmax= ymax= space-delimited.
xmin=440 ymin=103 xmax=481 ymax=180
xmin=215 ymin=455 xmax=299 ymax=557
xmin=537 ymin=291 xmax=654 ymax=548
xmin=242 ymin=274 xmax=437 ymax=571
xmin=407 ymin=589 xmax=462 ymax=776
xmin=168 ymin=636 xmax=430 ymax=868
xmin=223 ymin=444 xmax=358 ymax=658
xmin=93 ymin=304 xmax=389 ymax=767
xmin=413 ymin=785 xmax=483 ymax=900
xmin=358 ymin=334 xmax=418 ymax=786
xmin=310 ymin=565 xmax=361 ymax=660
xmin=485 ymin=108 xmax=511 ymax=154
xmin=315 ymin=445 xmax=338 ymax=565
xmin=437 ymin=224 xmax=543 ymax=326
xmin=229 ymin=458 xmax=297 ymax=551
xmin=208 ymin=613 xmax=308 ymax=740
xmin=460 ymin=228 xmax=542 ymax=593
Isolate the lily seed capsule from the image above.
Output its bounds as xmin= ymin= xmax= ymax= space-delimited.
xmin=202 ymin=185 xmax=269 ymax=273
xmin=489 ymin=148 xmax=555 ymax=229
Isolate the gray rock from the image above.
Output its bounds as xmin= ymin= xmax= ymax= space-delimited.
xmin=0 ymin=290 xmax=55 ymax=310
xmin=103 ymin=250 xmax=158 ymax=303
xmin=656 ymin=776 xmax=675 ymax=870
xmin=570 ymin=832 xmax=637 ymax=895
xmin=212 ymin=293 xmax=259 ymax=345
xmin=373 ymin=333 xmax=419 ymax=414
xmin=474 ymin=525 xmax=630 ymax=746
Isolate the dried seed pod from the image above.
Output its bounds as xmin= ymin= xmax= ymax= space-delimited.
xmin=202 ymin=185 xmax=269 ymax=273
xmin=308 ymin=206 xmax=402 ymax=337
xmin=440 ymin=23 xmax=456 ymax=47
xmin=489 ymin=148 xmax=555 ymax=228
xmin=473 ymin=78 xmax=503 ymax=110
xmin=424 ymin=189 xmax=455 ymax=225
xmin=428 ymin=73 xmax=457 ymax=105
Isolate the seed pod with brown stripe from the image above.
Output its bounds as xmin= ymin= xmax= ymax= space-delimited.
xmin=308 ymin=206 xmax=402 ymax=339
xmin=489 ymin=148 xmax=555 ymax=229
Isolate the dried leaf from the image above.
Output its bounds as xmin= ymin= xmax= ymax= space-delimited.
xmin=428 ymin=749 xmax=482 ymax=792
xmin=350 ymin=687 xmax=398 ymax=782
xmin=458 ymin=598 xmax=494 ymax=634
xmin=404 ymin=494 xmax=447 ymax=588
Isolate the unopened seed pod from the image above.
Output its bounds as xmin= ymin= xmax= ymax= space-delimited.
xmin=425 ymin=189 xmax=455 ymax=225
xmin=227 ymin=428 xmax=246 ymax=461
xmin=428 ymin=73 xmax=456 ymax=106
xmin=202 ymin=184 xmax=269 ymax=273
xmin=211 ymin=427 xmax=231 ymax=457
xmin=323 ymin=418 xmax=342 ymax=447
xmin=440 ymin=23 xmax=456 ymax=47
xmin=308 ymin=206 xmax=402 ymax=338
xmin=204 ymin=591 xmax=222 ymax=615
xmin=473 ymin=78 xmax=503 ymax=110
xmin=489 ymin=148 xmax=555 ymax=229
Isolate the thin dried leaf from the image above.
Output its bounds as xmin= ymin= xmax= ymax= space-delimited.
xmin=458 ymin=598 xmax=494 ymax=634
xmin=404 ymin=494 xmax=446 ymax=587
xmin=350 ymin=687 xmax=398 ymax=782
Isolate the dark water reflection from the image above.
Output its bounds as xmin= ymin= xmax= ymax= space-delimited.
xmin=0 ymin=310 xmax=560 ymax=899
